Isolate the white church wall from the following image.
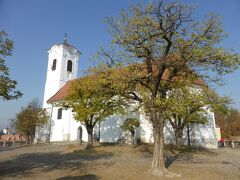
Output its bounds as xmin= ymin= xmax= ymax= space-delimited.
xmin=69 ymin=112 xmax=79 ymax=141
xmin=68 ymin=112 xmax=88 ymax=142
xmin=49 ymin=108 xmax=87 ymax=142
xmin=164 ymin=122 xmax=176 ymax=144
xmin=61 ymin=47 xmax=79 ymax=82
xmin=189 ymin=110 xmax=218 ymax=149
xmin=42 ymin=98 xmax=218 ymax=149
xmin=97 ymin=112 xmax=141 ymax=143
xmin=99 ymin=115 xmax=127 ymax=142
xmin=41 ymin=104 xmax=217 ymax=149
xmin=43 ymin=44 xmax=79 ymax=109
xmin=91 ymin=109 xmax=218 ymax=149
xmin=50 ymin=107 xmax=65 ymax=141
xmin=43 ymin=46 xmax=64 ymax=108
xmin=191 ymin=125 xmax=217 ymax=149
xmin=139 ymin=113 xmax=154 ymax=143
xmin=136 ymin=109 xmax=218 ymax=149
xmin=164 ymin=109 xmax=218 ymax=149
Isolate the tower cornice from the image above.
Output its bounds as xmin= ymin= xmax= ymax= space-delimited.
xmin=47 ymin=43 xmax=81 ymax=55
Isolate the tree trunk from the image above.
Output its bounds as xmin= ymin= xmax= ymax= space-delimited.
xmin=175 ymin=134 xmax=181 ymax=146
xmin=27 ymin=133 xmax=30 ymax=144
xmin=98 ymin=121 xmax=101 ymax=142
xmin=152 ymin=125 xmax=166 ymax=176
xmin=151 ymin=109 xmax=181 ymax=178
xmin=174 ymin=129 xmax=183 ymax=146
xmin=131 ymin=131 xmax=135 ymax=145
xmin=187 ymin=125 xmax=191 ymax=147
xmin=86 ymin=126 xmax=93 ymax=149
xmin=79 ymin=127 xmax=83 ymax=145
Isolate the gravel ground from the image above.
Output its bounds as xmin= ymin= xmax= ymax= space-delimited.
xmin=0 ymin=143 xmax=239 ymax=180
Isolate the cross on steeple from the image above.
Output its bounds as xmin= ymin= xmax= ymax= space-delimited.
xmin=64 ymin=33 xmax=67 ymax=44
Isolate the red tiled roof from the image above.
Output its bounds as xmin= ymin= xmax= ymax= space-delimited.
xmin=47 ymin=61 xmax=206 ymax=103
xmin=47 ymin=77 xmax=205 ymax=104
xmin=47 ymin=80 xmax=74 ymax=103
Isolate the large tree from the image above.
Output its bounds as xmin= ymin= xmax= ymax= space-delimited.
xmin=62 ymin=73 xmax=126 ymax=149
xmin=100 ymin=0 xmax=240 ymax=177
xmin=14 ymin=99 xmax=48 ymax=144
xmin=0 ymin=31 xmax=22 ymax=101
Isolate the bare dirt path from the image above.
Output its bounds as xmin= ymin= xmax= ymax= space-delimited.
xmin=0 ymin=143 xmax=239 ymax=180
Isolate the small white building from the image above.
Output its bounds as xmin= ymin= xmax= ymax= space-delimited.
xmin=2 ymin=128 xmax=9 ymax=135
xmin=35 ymin=39 xmax=218 ymax=149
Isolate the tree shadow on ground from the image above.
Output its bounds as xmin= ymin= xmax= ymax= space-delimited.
xmin=133 ymin=143 xmax=218 ymax=168
xmin=165 ymin=144 xmax=218 ymax=168
xmin=57 ymin=174 xmax=99 ymax=180
xmin=96 ymin=142 xmax=125 ymax=147
xmin=222 ymin=161 xmax=240 ymax=170
xmin=0 ymin=148 xmax=113 ymax=178
xmin=0 ymin=143 xmax=45 ymax=152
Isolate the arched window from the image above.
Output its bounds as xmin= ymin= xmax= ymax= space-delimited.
xmin=57 ymin=108 xmax=62 ymax=119
xmin=67 ymin=60 xmax=72 ymax=72
xmin=51 ymin=59 xmax=57 ymax=71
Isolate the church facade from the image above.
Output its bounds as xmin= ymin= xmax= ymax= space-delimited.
xmin=35 ymin=40 xmax=219 ymax=149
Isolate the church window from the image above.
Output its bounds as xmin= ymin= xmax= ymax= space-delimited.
xmin=67 ymin=60 xmax=72 ymax=72
xmin=57 ymin=108 xmax=62 ymax=119
xmin=52 ymin=59 xmax=57 ymax=71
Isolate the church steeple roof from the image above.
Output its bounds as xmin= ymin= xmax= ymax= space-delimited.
xmin=47 ymin=35 xmax=81 ymax=55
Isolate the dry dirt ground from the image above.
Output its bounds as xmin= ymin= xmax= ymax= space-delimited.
xmin=0 ymin=142 xmax=239 ymax=180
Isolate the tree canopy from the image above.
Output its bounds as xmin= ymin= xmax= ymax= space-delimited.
xmin=14 ymin=99 xmax=48 ymax=143
xmin=0 ymin=31 xmax=22 ymax=101
xmin=62 ymin=73 xmax=126 ymax=148
xmin=163 ymin=85 xmax=230 ymax=145
xmin=215 ymin=108 xmax=240 ymax=138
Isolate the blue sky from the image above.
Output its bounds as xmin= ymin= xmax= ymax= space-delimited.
xmin=1 ymin=0 xmax=240 ymax=128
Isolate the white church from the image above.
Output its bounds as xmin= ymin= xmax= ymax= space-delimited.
xmin=35 ymin=38 xmax=219 ymax=149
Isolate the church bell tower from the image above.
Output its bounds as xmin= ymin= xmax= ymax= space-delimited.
xmin=43 ymin=35 xmax=80 ymax=108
